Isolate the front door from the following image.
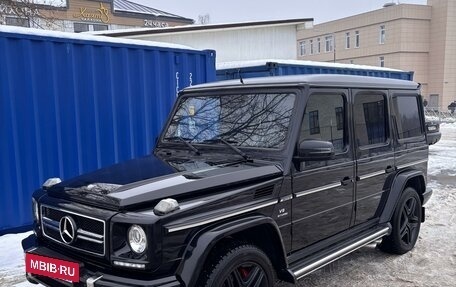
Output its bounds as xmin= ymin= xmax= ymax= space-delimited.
xmin=292 ymin=89 xmax=355 ymax=250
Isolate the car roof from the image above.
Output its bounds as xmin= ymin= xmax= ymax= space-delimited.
xmin=184 ymin=74 xmax=420 ymax=91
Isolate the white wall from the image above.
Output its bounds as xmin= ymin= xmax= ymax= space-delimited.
xmin=125 ymin=25 xmax=298 ymax=63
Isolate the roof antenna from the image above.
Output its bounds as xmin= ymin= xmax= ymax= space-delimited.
xmin=238 ymin=69 xmax=244 ymax=84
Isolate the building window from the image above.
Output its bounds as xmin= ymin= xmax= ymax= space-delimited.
xmin=317 ymin=38 xmax=321 ymax=54
xmin=299 ymin=40 xmax=306 ymax=56
xmin=74 ymin=23 xmax=108 ymax=33
xmin=309 ymin=110 xmax=320 ymax=135
xmin=93 ymin=24 xmax=108 ymax=31
xmin=310 ymin=39 xmax=314 ymax=55
xmin=74 ymin=23 xmax=90 ymax=33
xmin=379 ymin=56 xmax=385 ymax=67
xmin=379 ymin=25 xmax=386 ymax=44
xmin=5 ymin=17 xmax=30 ymax=27
xmin=325 ymin=35 xmax=333 ymax=53
xmin=345 ymin=32 xmax=350 ymax=49
xmin=355 ymin=31 xmax=360 ymax=48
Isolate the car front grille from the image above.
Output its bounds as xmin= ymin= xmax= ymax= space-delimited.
xmin=41 ymin=205 xmax=106 ymax=256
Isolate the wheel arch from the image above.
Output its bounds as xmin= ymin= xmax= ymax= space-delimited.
xmin=175 ymin=215 xmax=291 ymax=286
xmin=380 ymin=169 xmax=426 ymax=224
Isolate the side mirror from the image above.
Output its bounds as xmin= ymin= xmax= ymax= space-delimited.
xmin=294 ymin=140 xmax=335 ymax=162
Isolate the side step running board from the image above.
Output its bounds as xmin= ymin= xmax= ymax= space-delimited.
xmin=290 ymin=226 xmax=391 ymax=280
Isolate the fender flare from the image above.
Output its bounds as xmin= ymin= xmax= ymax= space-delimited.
xmin=175 ymin=215 xmax=288 ymax=287
xmin=379 ymin=169 xmax=425 ymax=223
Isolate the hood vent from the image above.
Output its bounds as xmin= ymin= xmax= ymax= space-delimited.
xmin=254 ymin=185 xmax=274 ymax=199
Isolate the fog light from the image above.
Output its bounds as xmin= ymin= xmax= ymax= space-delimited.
xmin=128 ymin=225 xmax=147 ymax=254
xmin=113 ymin=261 xmax=146 ymax=269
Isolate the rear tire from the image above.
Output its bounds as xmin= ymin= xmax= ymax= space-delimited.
xmin=379 ymin=187 xmax=422 ymax=254
xmin=199 ymin=243 xmax=276 ymax=287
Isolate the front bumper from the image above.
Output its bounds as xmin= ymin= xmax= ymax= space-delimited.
xmin=22 ymin=235 xmax=180 ymax=287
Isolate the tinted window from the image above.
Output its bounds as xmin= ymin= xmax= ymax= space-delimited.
xmin=393 ymin=96 xmax=423 ymax=138
xmin=163 ymin=93 xmax=296 ymax=149
xmin=300 ymin=94 xmax=346 ymax=152
xmin=354 ymin=94 xmax=388 ymax=146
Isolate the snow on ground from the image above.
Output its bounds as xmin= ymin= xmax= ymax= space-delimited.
xmin=0 ymin=232 xmax=33 ymax=286
xmin=1 ymin=124 xmax=455 ymax=286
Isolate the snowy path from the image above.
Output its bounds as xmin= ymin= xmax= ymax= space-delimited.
xmin=1 ymin=124 xmax=455 ymax=287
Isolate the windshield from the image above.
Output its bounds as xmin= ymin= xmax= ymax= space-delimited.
xmin=163 ymin=93 xmax=296 ymax=149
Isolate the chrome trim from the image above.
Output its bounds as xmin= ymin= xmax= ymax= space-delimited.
xmin=42 ymin=216 xmax=60 ymax=231
xmin=294 ymin=227 xmax=390 ymax=279
xmin=78 ymin=228 xmax=104 ymax=239
xmin=41 ymin=204 xmax=106 ymax=256
xmin=86 ymin=275 xmax=103 ymax=287
xmin=397 ymin=159 xmax=428 ymax=170
xmin=167 ymin=200 xmax=278 ymax=233
xmin=77 ymin=235 xmax=104 ymax=244
xmin=295 ymin=182 xmax=341 ymax=198
xmin=358 ymin=170 xmax=385 ymax=181
xmin=279 ymin=195 xmax=293 ymax=203
xmin=26 ymin=247 xmax=38 ymax=253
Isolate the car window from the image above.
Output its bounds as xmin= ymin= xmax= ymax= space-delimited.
xmin=300 ymin=93 xmax=346 ymax=153
xmin=163 ymin=93 xmax=296 ymax=149
xmin=354 ymin=93 xmax=388 ymax=146
xmin=393 ymin=95 xmax=423 ymax=139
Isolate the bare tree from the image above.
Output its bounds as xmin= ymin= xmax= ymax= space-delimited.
xmin=0 ymin=0 xmax=64 ymax=30
xmin=197 ymin=13 xmax=210 ymax=25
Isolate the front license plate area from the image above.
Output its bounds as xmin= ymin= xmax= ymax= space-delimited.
xmin=25 ymin=253 xmax=80 ymax=283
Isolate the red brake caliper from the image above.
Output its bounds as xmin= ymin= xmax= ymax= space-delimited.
xmin=238 ymin=266 xmax=252 ymax=280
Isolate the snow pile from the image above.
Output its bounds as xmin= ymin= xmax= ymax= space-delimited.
xmin=428 ymin=122 xmax=456 ymax=177
xmin=0 ymin=232 xmax=34 ymax=286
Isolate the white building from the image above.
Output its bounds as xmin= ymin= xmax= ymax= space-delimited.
xmin=92 ymin=19 xmax=313 ymax=63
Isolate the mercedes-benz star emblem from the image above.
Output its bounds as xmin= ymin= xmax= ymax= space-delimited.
xmin=59 ymin=216 xmax=77 ymax=244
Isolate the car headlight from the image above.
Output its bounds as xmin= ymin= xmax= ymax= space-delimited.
xmin=32 ymin=198 xmax=39 ymax=223
xmin=128 ymin=225 xmax=147 ymax=254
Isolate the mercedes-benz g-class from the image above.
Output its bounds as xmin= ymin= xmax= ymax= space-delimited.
xmin=23 ymin=75 xmax=433 ymax=286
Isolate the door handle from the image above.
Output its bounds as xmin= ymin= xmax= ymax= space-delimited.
xmin=385 ymin=165 xmax=396 ymax=173
xmin=341 ymin=177 xmax=353 ymax=186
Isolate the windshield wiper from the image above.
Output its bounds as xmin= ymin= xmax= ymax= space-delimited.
xmin=203 ymin=138 xmax=250 ymax=161
xmin=164 ymin=136 xmax=201 ymax=155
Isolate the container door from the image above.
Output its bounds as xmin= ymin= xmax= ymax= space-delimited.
xmin=292 ymin=89 xmax=354 ymax=250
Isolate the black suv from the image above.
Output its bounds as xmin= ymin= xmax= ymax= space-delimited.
xmin=23 ymin=75 xmax=433 ymax=287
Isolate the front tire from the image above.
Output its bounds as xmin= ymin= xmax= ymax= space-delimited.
xmin=199 ymin=244 xmax=276 ymax=287
xmin=379 ymin=187 xmax=422 ymax=254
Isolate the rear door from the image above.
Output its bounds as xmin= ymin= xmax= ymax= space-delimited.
xmin=292 ymin=89 xmax=355 ymax=250
xmin=352 ymin=90 xmax=395 ymax=225
xmin=391 ymin=92 xmax=428 ymax=173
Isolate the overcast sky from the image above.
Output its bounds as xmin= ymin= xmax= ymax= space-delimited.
xmin=134 ymin=0 xmax=427 ymax=24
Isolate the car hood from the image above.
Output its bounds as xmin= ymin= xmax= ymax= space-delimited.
xmin=47 ymin=153 xmax=283 ymax=210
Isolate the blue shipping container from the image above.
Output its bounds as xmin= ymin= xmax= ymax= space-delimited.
xmin=216 ymin=60 xmax=414 ymax=81
xmin=0 ymin=26 xmax=216 ymax=234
